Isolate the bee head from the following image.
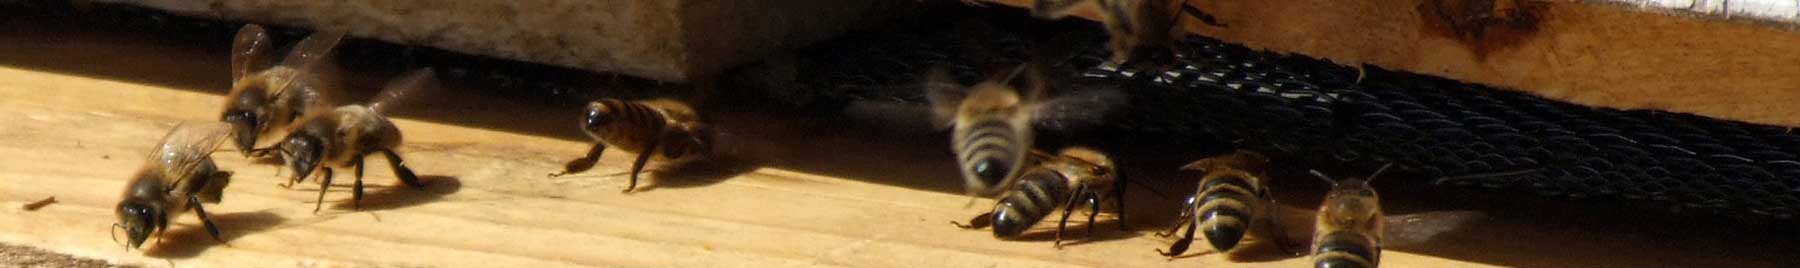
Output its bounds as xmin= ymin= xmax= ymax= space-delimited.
xmin=581 ymin=102 xmax=616 ymax=135
xmin=1314 ymin=169 xmax=1384 ymax=224
xmin=280 ymin=134 xmax=325 ymax=183
xmin=113 ymin=199 xmax=164 ymax=249
xmin=222 ymin=87 xmax=269 ymax=155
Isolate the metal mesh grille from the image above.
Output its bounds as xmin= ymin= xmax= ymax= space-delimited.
xmin=785 ymin=12 xmax=1800 ymax=221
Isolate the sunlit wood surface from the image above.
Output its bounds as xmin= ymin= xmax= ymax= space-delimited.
xmin=0 ymin=13 xmax=1794 ymax=268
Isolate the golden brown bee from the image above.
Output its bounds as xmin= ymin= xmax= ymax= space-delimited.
xmin=926 ymin=65 xmax=1046 ymax=197
xmin=1308 ymin=165 xmax=1391 ymax=268
xmin=221 ymin=24 xmax=343 ymax=156
xmin=548 ymin=98 xmax=713 ymax=193
xmin=1032 ymin=0 xmax=1196 ymax=65
xmin=1157 ymin=150 xmax=1293 ymax=257
xmin=953 ymin=147 xmax=1126 ymax=248
xmin=252 ymin=69 xmax=434 ymax=212
xmin=113 ymin=122 xmax=235 ymax=250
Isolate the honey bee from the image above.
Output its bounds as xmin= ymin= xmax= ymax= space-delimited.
xmin=547 ymin=98 xmax=713 ymax=193
xmin=113 ymin=122 xmax=235 ymax=250
xmin=1156 ymin=150 xmax=1293 ymax=257
xmin=251 ymin=69 xmax=434 ymax=212
xmin=926 ymin=65 xmax=1046 ymax=197
xmin=952 ymin=147 xmax=1126 ymax=248
xmin=1031 ymin=0 xmax=1199 ymax=65
xmin=1308 ymin=165 xmax=1392 ymax=268
xmin=221 ymin=24 xmax=343 ymax=156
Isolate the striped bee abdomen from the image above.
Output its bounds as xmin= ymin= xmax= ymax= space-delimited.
xmin=585 ymin=99 xmax=669 ymax=153
xmin=1195 ymin=173 xmax=1261 ymax=251
xmin=1312 ymin=230 xmax=1380 ymax=268
xmin=990 ymin=168 xmax=1072 ymax=237
xmin=955 ymin=118 xmax=1030 ymax=195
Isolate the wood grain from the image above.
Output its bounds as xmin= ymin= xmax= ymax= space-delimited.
xmin=984 ymin=0 xmax=1800 ymax=127
xmin=0 ymin=65 xmax=1444 ymax=268
xmin=1 ymin=14 xmax=1796 ymax=268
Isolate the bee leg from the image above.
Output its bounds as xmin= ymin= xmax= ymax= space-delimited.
xmin=381 ymin=150 xmax=424 ymax=188
xmin=1114 ymin=176 xmax=1129 ymax=231
xmin=550 ymin=143 xmax=606 ymax=177
xmin=1054 ymin=185 xmax=1088 ymax=249
xmin=1157 ymin=196 xmax=1198 ymax=237
xmin=1085 ymin=192 xmax=1101 ymax=237
xmin=314 ymin=168 xmax=334 ymax=213
xmin=188 ymin=195 xmax=223 ymax=242
xmin=624 ymin=138 xmax=662 ymax=193
xmin=353 ymin=155 xmax=365 ymax=210
xmin=154 ymin=212 xmax=169 ymax=245
xmin=951 ymin=212 xmax=994 ymax=229
xmin=1262 ymin=188 xmax=1300 ymax=255
xmin=1156 ymin=214 xmax=1199 ymax=258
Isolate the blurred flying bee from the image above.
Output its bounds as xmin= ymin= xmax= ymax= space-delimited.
xmin=1156 ymin=150 xmax=1293 ymax=257
xmin=927 ymin=65 xmax=1045 ymax=197
xmin=221 ymin=24 xmax=344 ymax=156
xmin=924 ymin=64 xmax=1128 ymax=198
xmin=548 ymin=98 xmax=713 ymax=193
xmin=1031 ymin=0 xmax=1210 ymax=66
xmin=952 ymin=147 xmax=1127 ymax=248
xmin=251 ymin=69 xmax=435 ymax=212
xmin=113 ymin=122 xmax=235 ymax=250
xmin=1309 ymin=165 xmax=1391 ymax=268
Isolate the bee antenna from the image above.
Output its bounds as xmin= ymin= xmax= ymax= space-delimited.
xmin=110 ymin=223 xmax=126 ymax=251
xmin=1309 ymin=170 xmax=1337 ymax=186
xmin=1366 ymin=163 xmax=1395 ymax=184
xmin=999 ymin=64 xmax=1029 ymax=85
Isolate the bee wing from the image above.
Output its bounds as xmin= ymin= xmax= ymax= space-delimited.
xmin=1031 ymin=0 xmax=1093 ymax=19
xmin=1382 ymin=210 xmax=1488 ymax=250
xmin=367 ymin=68 xmax=439 ymax=115
xmin=278 ymin=29 xmax=346 ymax=73
xmin=841 ymin=100 xmax=944 ymax=134
xmin=149 ymin=122 xmax=233 ymax=185
xmin=1178 ymin=158 xmax=1216 ymax=173
xmin=231 ymin=24 xmax=274 ymax=81
xmin=922 ymin=67 xmax=966 ymax=128
xmin=1029 ymin=84 xmax=1127 ymax=133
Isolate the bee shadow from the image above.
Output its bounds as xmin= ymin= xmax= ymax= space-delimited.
xmin=141 ymin=210 xmax=287 ymax=259
xmin=328 ymin=175 xmax=462 ymax=211
xmin=630 ymin=157 xmax=760 ymax=193
xmin=1002 ymin=218 xmax=1143 ymax=246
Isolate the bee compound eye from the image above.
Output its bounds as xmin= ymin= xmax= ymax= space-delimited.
xmin=584 ymin=107 xmax=612 ymax=128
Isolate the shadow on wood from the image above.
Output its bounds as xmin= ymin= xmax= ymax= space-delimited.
xmin=634 ymin=157 xmax=761 ymax=192
xmin=329 ymin=175 xmax=461 ymax=211
xmin=141 ymin=210 xmax=287 ymax=259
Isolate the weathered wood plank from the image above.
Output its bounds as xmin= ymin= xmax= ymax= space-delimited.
xmin=1 ymin=18 xmax=1792 ymax=268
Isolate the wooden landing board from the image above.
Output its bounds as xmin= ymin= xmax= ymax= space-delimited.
xmin=0 ymin=53 xmax=1497 ymax=268
xmin=983 ymin=0 xmax=1800 ymax=127
xmin=1 ymin=17 xmax=1796 ymax=268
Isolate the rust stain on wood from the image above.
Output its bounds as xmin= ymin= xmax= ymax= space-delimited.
xmin=1418 ymin=0 xmax=1551 ymax=60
